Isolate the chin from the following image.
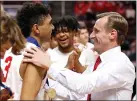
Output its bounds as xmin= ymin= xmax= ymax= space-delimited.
xmin=61 ymin=45 xmax=68 ymax=48
xmin=94 ymin=47 xmax=98 ymax=52
xmin=60 ymin=43 xmax=68 ymax=47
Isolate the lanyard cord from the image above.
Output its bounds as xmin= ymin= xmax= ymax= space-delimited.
xmin=0 ymin=81 xmax=12 ymax=96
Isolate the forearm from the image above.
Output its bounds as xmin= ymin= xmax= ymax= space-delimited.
xmin=48 ymin=67 xmax=92 ymax=94
xmin=75 ymin=61 xmax=86 ymax=73
xmin=49 ymin=66 xmax=128 ymax=95
xmin=20 ymin=63 xmax=46 ymax=100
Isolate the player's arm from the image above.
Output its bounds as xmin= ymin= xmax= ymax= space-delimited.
xmin=66 ymin=48 xmax=86 ymax=73
xmin=20 ymin=63 xmax=46 ymax=100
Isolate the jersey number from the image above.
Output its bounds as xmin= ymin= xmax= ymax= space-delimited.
xmin=3 ymin=56 xmax=12 ymax=82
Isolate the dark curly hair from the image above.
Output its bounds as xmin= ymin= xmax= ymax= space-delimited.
xmin=16 ymin=2 xmax=50 ymax=38
xmin=54 ymin=15 xmax=79 ymax=34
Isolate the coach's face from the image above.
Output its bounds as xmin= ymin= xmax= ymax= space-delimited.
xmin=90 ymin=16 xmax=110 ymax=54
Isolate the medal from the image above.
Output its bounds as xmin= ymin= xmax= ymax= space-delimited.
xmin=47 ymin=88 xmax=56 ymax=99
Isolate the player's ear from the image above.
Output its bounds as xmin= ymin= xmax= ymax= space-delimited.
xmin=32 ymin=24 xmax=40 ymax=36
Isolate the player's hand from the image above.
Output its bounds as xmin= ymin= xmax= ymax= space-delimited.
xmin=66 ymin=45 xmax=82 ymax=71
xmin=73 ymin=45 xmax=82 ymax=61
xmin=8 ymin=93 xmax=14 ymax=100
xmin=0 ymin=68 xmax=4 ymax=82
xmin=0 ymin=88 xmax=13 ymax=101
xmin=66 ymin=53 xmax=75 ymax=70
xmin=23 ymin=46 xmax=51 ymax=70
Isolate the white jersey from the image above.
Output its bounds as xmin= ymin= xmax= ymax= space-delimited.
xmin=1 ymin=42 xmax=44 ymax=100
xmin=51 ymin=47 xmax=73 ymax=67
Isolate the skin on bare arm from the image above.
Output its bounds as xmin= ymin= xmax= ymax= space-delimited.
xmin=20 ymin=63 xmax=46 ymax=100
xmin=20 ymin=46 xmax=52 ymax=100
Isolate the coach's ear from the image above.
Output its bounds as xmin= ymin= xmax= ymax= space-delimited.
xmin=109 ymin=29 xmax=117 ymax=41
xmin=32 ymin=24 xmax=40 ymax=36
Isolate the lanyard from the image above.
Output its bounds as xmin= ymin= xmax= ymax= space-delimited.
xmin=0 ymin=82 xmax=12 ymax=96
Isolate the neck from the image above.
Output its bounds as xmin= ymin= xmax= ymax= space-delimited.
xmin=30 ymin=33 xmax=41 ymax=46
xmin=58 ymin=46 xmax=73 ymax=53
xmin=80 ymin=42 xmax=86 ymax=46
xmin=80 ymin=41 xmax=87 ymax=46
xmin=98 ymin=43 xmax=118 ymax=55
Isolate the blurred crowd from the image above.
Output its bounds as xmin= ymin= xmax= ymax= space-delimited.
xmin=74 ymin=1 xmax=135 ymax=19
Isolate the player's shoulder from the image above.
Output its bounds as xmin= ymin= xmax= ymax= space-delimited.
xmin=25 ymin=42 xmax=37 ymax=49
xmin=20 ymin=42 xmax=37 ymax=54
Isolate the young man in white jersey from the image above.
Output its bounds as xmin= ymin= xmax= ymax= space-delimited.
xmin=1 ymin=2 xmax=54 ymax=100
xmin=16 ymin=2 xmax=54 ymax=100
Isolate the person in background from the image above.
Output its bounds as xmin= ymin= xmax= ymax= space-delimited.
xmin=73 ymin=23 xmax=98 ymax=66
xmin=78 ymin=22 xmax=94 ymax=50
xmin=74 ymin=22 xmax=98 ymax=60
xmin=0 ymin=4 xmax=10 ymax=59
xmin=49 ymin=21 xmax=58 ymax=49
